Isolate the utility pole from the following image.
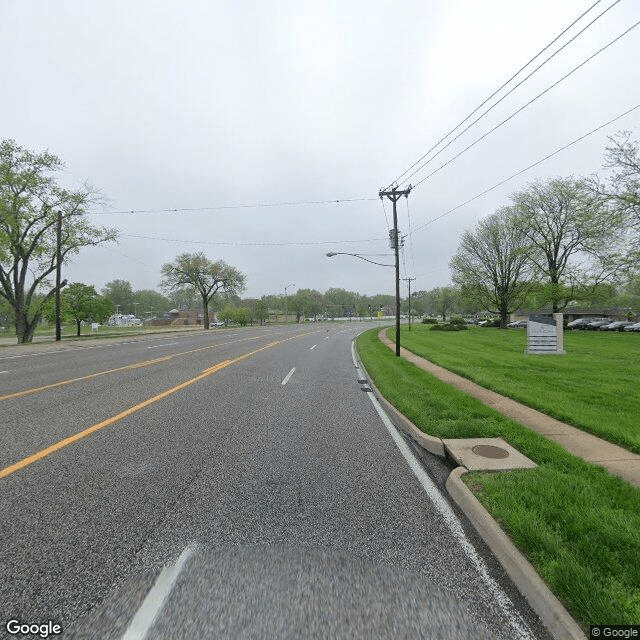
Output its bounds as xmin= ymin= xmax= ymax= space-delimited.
xmin=55 ymin=210 xmax=62 ymax=341
xmin=379 ymin=186 xmax=412 ymax=356
xmin=402 ymin=277 xmax=416 ymax=331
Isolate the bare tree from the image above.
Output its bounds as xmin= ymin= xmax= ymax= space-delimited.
xmin=160 ymin=252 xmax=246 ymax=329
xmin=450 ymin=207 xmax=535 ymax=327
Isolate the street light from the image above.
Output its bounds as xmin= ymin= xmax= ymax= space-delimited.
xmin=284 ymin=283 xmax=295 ymax=323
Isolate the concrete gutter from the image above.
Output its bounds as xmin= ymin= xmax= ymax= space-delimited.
xmin=354 ymin=336 xmax=586 ymax=640
xmin=447 ymin=468 xmax=586 ymax=640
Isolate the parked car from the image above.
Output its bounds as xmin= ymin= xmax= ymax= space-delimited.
xmin=507 ymin=320 xmax=528 ymax=328
xmin=601 ymin=320 xmax=632 ymax=331
xmin=567 ymin=318 xmax=591 ymax=330
xmin=623 ymin=322 xmax=640 ymax=331
xmin=587 ymin=319 xmax=611 ymax=330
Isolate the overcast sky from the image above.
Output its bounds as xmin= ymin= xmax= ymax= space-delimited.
xmin=2 ymin=0 xmax=639 ymax=300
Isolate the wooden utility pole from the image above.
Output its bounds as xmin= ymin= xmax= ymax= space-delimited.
xmin=378 ymin=186 xmax=412 ymax=356
xmin=55 ymin=210 xmax=62 ymax=341
xmin=402 ymin=277 xmax=416 ymax=330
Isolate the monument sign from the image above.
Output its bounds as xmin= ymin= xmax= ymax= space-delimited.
xmin=526 ymin=313 xmax=565 ymax=355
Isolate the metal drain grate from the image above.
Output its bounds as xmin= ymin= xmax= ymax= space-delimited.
xmin=472 ymin=444 xmax=509 ymax=459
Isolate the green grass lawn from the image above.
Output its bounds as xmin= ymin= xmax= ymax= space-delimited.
xmin=393 ymin=324 xmax=640 ymax=454
xmin=356 ymin=328 xmax=640 ymax=631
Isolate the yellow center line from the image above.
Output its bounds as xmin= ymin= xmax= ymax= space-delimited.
xmin=0 ymin=332 xmax=309 ymax=480
xmin=0 ymin=334 xmax=266 ymax=402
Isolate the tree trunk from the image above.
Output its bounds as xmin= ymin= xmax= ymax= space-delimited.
xmin=76 ymin=319 xmax=81 ymax=336
xmin=202 ymin=295 xmax=210 ymax=329
xmin=15 ymin=309 xmax=38 ymax=343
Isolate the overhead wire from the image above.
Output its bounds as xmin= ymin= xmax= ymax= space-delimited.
xmin=405 ymin=197 xmax=417 ymax=278
xmin=396 ymin=0 xmax=624 ymax=189
xmin=120 ymin=233 xmax=387 ymax=247
xmin=386 ymin=0 xmax=609 ymax=189
xmin=87 ymin=197 xmax=378 ymax=216
xmin=410 ymin=18 xmax=640 ymax=189
xmin=410 ymin=102 xmax=640 ymax=234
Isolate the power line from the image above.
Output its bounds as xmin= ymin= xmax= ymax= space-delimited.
xmin=405 ymin=197 xmax=417 ymax=278
xmin=88 ymin=197 xmax=378 ymax=216
xmin=120 ymin=233 xmax=387 ymax=247
xmin=411 ymin=18 xmax=640 ymax=189
xmin=100 ymin=245 xmax=160 ymax=272
xmin=410 ymin=102 xmax=640 ymax=234
xmin=387 ymin=0 xmax=608 ymax=189
xmin=396 ymin=0 xmax=624 ymax=188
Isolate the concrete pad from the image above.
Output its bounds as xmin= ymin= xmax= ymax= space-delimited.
xmin=442 ymin=438 xmax=537 ymax=472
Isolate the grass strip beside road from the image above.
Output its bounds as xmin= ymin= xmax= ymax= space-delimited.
xmin=395 ymin=325 xmax=640 ymax=454
xmin=356 ymin=328 xmax=640 ymax=630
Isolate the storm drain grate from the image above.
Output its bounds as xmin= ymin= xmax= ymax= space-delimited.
xmin=472 ymin=444 xmax=509 ymax=459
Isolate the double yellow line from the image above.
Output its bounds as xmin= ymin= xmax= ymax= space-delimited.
xmin=0 ymin=334 xmax=264 ymax=402
xmin=0 ymin=336 xmax=296 ymax=480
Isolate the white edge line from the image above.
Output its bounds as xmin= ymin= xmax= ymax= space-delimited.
xmin=282 ymin=367 xmax=296 ymax=385
xmin=121 ymin=543 xmax=197 ymax=640
xmin=349 ymin=340 xmax=534 ymax=640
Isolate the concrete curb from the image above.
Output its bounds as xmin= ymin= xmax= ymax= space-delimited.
xmin=355 ymin=341 xmax=445 ymax=457
xmin=446 ymin=468 xmax=586 ymax=640
xmin=354 ymin=331 xmax=586 ymax=640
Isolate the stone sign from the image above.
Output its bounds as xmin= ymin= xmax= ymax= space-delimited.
xmin=526 ymin=313 xmax=565 ymax=355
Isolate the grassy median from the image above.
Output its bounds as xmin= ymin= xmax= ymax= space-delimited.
xmin=356 ymin=327 xmax=640 ymax=630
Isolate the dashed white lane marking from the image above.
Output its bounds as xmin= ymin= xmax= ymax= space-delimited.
xmin=0 ymin=371 xmax=10 ymax=374
xmin=147 ymin=342 xmax=181 ymax=349
xmin=310 ymin=344 xmax=317 ymax=350
xmin=282 ymin=368 xmax=296 ymax=385
xmin=350 ymin=341 xmax=534 ymax=640
xmin=121 ymin=544 xmax=197 ymax=640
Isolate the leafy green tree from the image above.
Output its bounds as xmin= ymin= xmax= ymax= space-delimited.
xmin=235 ymin=307 xmax=252 ymax=327
xmin=0 ymin=295 xmax=14 ymax=332
xmin=511 ymin=177 xmax=624 ymax=313
xmin=101 ymin=279 xmax=134 ymax=312
xmin=217 ymin=306 xmax=235 ymax=326
xmin=596 ymin=131 xmax=640 ymax=223
xmin=133 ymin=289 xmax=172 ymax=317
xmin=160 ymin=253 xmax=246 ymax=329
xmin=289 ymin=288 xmax=323 ymax=321
xmin=43 ymin=283 xmax=114 ymax=336
xmin=251 ymin=297 xmax=270 ymax=325
xmin=0 ymin=139 xmax=116 ymax=342
xmin=167 ymin=286 xmax=201 ymax=311
xmin=450 ymin=207 xmax=536 ymax=328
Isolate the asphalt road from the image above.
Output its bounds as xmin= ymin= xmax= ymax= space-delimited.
xmin=0 ymin=323 xmax=552 ymax=639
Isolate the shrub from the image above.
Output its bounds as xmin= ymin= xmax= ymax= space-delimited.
xmin=449 ymin=316 xmax=466 ymax=326
xmin=422 ymin=317 xmax=438 ymax=324
xmin=430 ymin=323 xmax=468 ymax=331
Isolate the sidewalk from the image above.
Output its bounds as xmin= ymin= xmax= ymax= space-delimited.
xmin=379 ymin=329 xmax=640 ymax=489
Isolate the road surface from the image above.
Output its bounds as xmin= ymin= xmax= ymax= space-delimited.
xmin=0 ymin=323 xmax=551 ymax=639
